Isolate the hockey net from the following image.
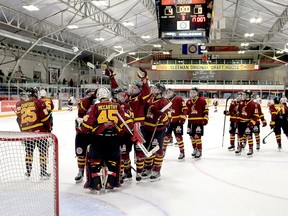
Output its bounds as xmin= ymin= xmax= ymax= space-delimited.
xmin=0 ymin=131 xmax=59 ymax=216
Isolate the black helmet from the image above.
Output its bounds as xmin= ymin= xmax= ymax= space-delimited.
xmin=274 ymin=96 xmax=280 ymax=104
xmin=26 ymin=87 xmax=38 ymax=98
xmin=111 ymin=88 xmax=124 ymax=97
xmin=191 ymin=87 xmax=199 ymax=92
xmin=244 ymin=90 xmax=253 ymax=97
xmin=155 ymin=82 xmax=166 ymax=94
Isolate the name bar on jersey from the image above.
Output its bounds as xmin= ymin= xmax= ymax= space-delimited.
xmin=154 ymin=64 xmax=256 ymax=71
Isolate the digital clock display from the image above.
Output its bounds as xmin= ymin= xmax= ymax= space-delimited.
xmin=176 ymin=6 xmax=191 ymax=13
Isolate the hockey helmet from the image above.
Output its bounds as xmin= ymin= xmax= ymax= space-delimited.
xmin=20 ymin=91 xmax=28 ymax=101
xmin=112 ymin=88 xmax=126 ymax=103
xmin=242 ymin=90 xmax=253 ymax=100
xmin=165 ymin=88 xmax=176 ymax=99
xmin=97 ymin=87 xmax=111 ymax=100
xmin=151 ymin=82 xmax=166 ymax=96
xmin=26 ymin=87 xmax=38 ymax=98
xmin=274 ymin=96 xmax=280 ymax=104
xmin=190 ymin=87 xmax=199 ymax=98
xmin=129 ymin=80 xmax=143 ymax=96
xmin=40 ymin=89 xmax=47 ymax=97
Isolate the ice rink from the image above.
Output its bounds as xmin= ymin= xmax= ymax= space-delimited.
xmin=1 ymin=105 xmax=288 ymax=216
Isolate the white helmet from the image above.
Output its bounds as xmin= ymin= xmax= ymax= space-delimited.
xmin=97 ymin=87 xmax=111 ymax=100
xmin=40 ymin=89 xmax=47 ymax=97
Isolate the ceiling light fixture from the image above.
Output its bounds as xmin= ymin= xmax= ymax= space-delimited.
xmin=250 ymin=17 xmax=262 ymax=23
xmin=122 ymin=22 xmax=134 ymax=27
xmin=95 ymin=37 xmax=104 ymax=41
xmin=113 ymin=45 xmax=122 ymax=49
xmin=241 ymin=43 xmax=249 ymax=47
xmin=22 ymin=5 xmax=39 ymax=11
xmin=128 ymin=52 xmax=136 ymax=55
xmin=91 ymin=0 xmax=108 ymax=6
xmin=244 ymin=33 xmax=254 ymax=37
xmin=67 ymin=25 xmax=79 ymax=29
xmin=153 ymin=44 xmax=161 ymax=48
xmin=141 ymin=35 xmax=151 ymax=39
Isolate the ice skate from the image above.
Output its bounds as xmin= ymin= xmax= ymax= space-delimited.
xmin=178 ymin=152 xmax=185 ymax=161
xmin=256 ymin=144 xmax=260 ymax=151
xmin=191 ymin=149 xmax=197 ymax=157
xmin=227 ymin=145 xmax=235 ymax=151
xmin=136 ymin=173 xmax=142 ymax=182
xmin=194 ymin=150 xmax=202 ymax=159
xmin=278 ymin=143 xmax=282 ymax=151
xmin=247 ymin=149 xmax=253 ymax=157
xmin=40 ymin=171 xmax=51 ymax=179
xmin=150 ymin=171 xmax=161 ymax=182
xmin=141 ymin=169 xmax=151 ymax=179
xmin=235 ymin=147 xmax=242 ymax=156
xmin=75 ymin=171 xmax=84 ymax=183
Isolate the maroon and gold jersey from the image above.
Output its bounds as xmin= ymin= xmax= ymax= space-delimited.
xmin=237 ymin=99 xmax=259 ymax=124
xmin=128 ymin=81 xmax=151 ymax=125
xmin=40 ymin=97 xmax=54 ymax=113
xmin=228 ymin=99 xmax=239 ymax=123
xmin=79 ymin=101 xmax=133 ymax=136
xmin=186 ymin=96 xmax=209 ymax=124
xmin=255 ymin=103 xmax=266 ymax=125
xmin=18 ymin=98 xmax=51 ymax=132
xmin=144 ymin=97 xmax=170 ymax=132
xmin=168 ymin=95 xmax=188 ymax=123
xmin=269 ymin=103 xmax=288 ymax=121
xmin=77 ymin=95 xmax=96 ymax=118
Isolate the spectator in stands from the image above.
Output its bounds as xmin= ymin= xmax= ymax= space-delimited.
xmin=63 ymin=78 xmax=67 ymax=85
xmin=0 ymin=69 xmax=4 ymax=83
xmin=69 ymin=79 xmax=74 ymax=87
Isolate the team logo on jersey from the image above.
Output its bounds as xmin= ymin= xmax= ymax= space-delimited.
xmin=152 ymin=139 xmax=159 ymax=146
xmin=191 ymin=105 xmax=198 ymax=114
xmin=176 ymin=126 xmax=181 ymax=132
xmin=196 ymin=126 xmax=202 ymax=133
xmin=76 ymin=147 xmax=83 ymax=155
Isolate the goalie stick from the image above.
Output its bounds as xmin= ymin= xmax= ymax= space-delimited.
xmin=262 ymin=130 xmax=274 ymax=144
xmin=222 ymin=94 xmax=231 ymax=147
xmin=116 ymin=112 xmax=158 ymax=157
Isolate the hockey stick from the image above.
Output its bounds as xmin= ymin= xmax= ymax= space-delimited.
xmin=262 ymin=130 xmax=274 ymax=144
xmin=116 ymin=112 xmax=154 ymax=157
xmin=221 ymin=94 xmax=231 ymax=147
xmin=147 ymin=101 xmax=172 ymax=151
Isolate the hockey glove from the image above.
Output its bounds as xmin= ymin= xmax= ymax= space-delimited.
xmin=75 ymin=117 xmax=83 ymax=128
xmin=223 ymin=110 xmax=230 ymax=116
xmin=262 ymin=120 xmax=267 ymax=127
xmin=270 ymin=121 xmax=275 ymax=129
xmin=137 ymin=67 xmax=148 ymax=80
xmin=203 ymin=116 xmax=208 ymax=126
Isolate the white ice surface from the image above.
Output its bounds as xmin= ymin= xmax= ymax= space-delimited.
xmin=1 ymin=106 xmax=288 ymax=216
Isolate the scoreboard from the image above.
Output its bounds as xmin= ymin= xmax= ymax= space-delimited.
xmin=156 ymin=0 xmax=208 ymax=41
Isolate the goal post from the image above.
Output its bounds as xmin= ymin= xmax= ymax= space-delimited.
xmin=0 ymin=131 xmax=59 ymax=216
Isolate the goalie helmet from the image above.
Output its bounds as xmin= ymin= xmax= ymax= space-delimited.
xmin=97 ymin=87 xmax=111 ymax=100
xmin=40 ymin=89 xmax=47 ymax=97
xmin=26 ymin=87 xmax=38 ymax=98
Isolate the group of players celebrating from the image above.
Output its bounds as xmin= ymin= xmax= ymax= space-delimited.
xmin=74 ymin=67 xmax=209 ymax=193
xmin=224 ymin=90 xmax=288 ymax=156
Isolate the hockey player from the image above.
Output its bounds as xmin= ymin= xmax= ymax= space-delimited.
xmin=186 ymin=87 xmax=209 ymax=159
xmin=111 ymin=88 xmax=134 ymax=183
xmin=280 ymin=95 xmax=287 ymax=106
xmin=141 ymin=82 xmax=170 ymax=181
xmin=255 ymin=95 xmax=262 ymax=104
xmin=235 ymin=90 xmax=260 ymax=157
xmin=163 ymin=88 xmax=187 ymax=161
xmin=16 ymin=91 xmax=28 ymax=131
xmin=224 ymin=92 xmax=241 ymax=151
xmin=126 ymin=68 xmax=152 ymax=181
xmin=17 ymin=87 xmax=52 ymax=178
xmin=67 ymin=96 xmax=75 ymax=111
xmin=212 ymin=94 xmax=219 ymax=112
xmin=74 ymin=88 xmax=97 ymax=183
xmin=77 ymin=87 xmax=133 ymax=192
xmin=39 ymin=89 xmax=54 ymax=130
xmin=269 ymin=96 xmax=288 ymax=150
